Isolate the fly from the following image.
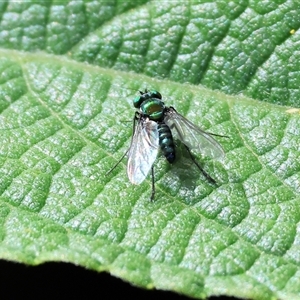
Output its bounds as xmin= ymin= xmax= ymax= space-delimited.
xmin=107 ymin=89 xmax=226 ymax=201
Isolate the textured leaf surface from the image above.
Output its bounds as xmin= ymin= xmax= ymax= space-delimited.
xmin=0 ymin=1 xmax=300 ymax=300
xmin=0 ymin=1 xmax=299 ymax=106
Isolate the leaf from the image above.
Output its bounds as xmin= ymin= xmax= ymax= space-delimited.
xmin=70 ymin=1 xmax=300 ymax=107
xmin=0 ymin=1 xmax=300 ymax=300
xmin=1 ymin=1 xmax=299 ymax=106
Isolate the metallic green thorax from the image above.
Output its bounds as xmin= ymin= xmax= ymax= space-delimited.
xmin=140 ymin=99 xmax=165 ymax=121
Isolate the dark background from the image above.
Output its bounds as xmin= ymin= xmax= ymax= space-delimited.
xmin=0 ymin=260 xmax=241 ymax=299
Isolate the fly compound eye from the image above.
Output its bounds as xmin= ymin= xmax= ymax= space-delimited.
xmin=133 ymin=96 xmax=143 ymax=108
xmin=150 ymin=90 xmax=162 ymax=100
xmin=155 ymin=91 xmax=162 ymax=99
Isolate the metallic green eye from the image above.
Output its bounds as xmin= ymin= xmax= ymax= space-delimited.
xmin=133 ymin=96 xmax=142 ymax=108
xmin=133 ymin=89 xmax=162 ymax=108
xmin=150 ymin=90 xmax=162 ymax=99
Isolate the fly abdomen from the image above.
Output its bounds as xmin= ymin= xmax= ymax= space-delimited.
xmin=157 ymin=123 xmax=175 ymax=163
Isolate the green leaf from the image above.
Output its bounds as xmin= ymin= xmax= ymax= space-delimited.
xmin=1 ymin=1 xmax=299 ymax=106
xmin=0 ymin=1 xmax=300 ymax=300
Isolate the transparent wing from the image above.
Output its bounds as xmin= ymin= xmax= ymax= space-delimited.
xmin=164 ymin=107 xmax=225 ymax=159
xmin=127 ymin=118 xmax=159 ymax=184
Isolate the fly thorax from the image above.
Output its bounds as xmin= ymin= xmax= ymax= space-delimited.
xmin=140 ymin=99 xmax=165 ymax=121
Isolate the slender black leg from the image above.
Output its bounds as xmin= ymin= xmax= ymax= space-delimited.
xmin=184 ymin=145 xmax=216 ymax=184
xmin=150 ymin=166 xmax=155 ymax=201
xmin=106 ymin=149 xmax=129 ymax=175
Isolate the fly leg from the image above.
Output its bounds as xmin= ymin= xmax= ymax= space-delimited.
xmin=184 ymin=145 xmax=216 ymax=184
xmin=106 ymin=149 xmax=129 ymax=175
xmin=150 ymin=166 xmax=155 ymax=201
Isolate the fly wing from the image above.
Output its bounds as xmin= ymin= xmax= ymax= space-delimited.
xmin=164 ymin=108 xmax=225 ymax=159
xmin=127 ymin=119 xmax=159 ymax=184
